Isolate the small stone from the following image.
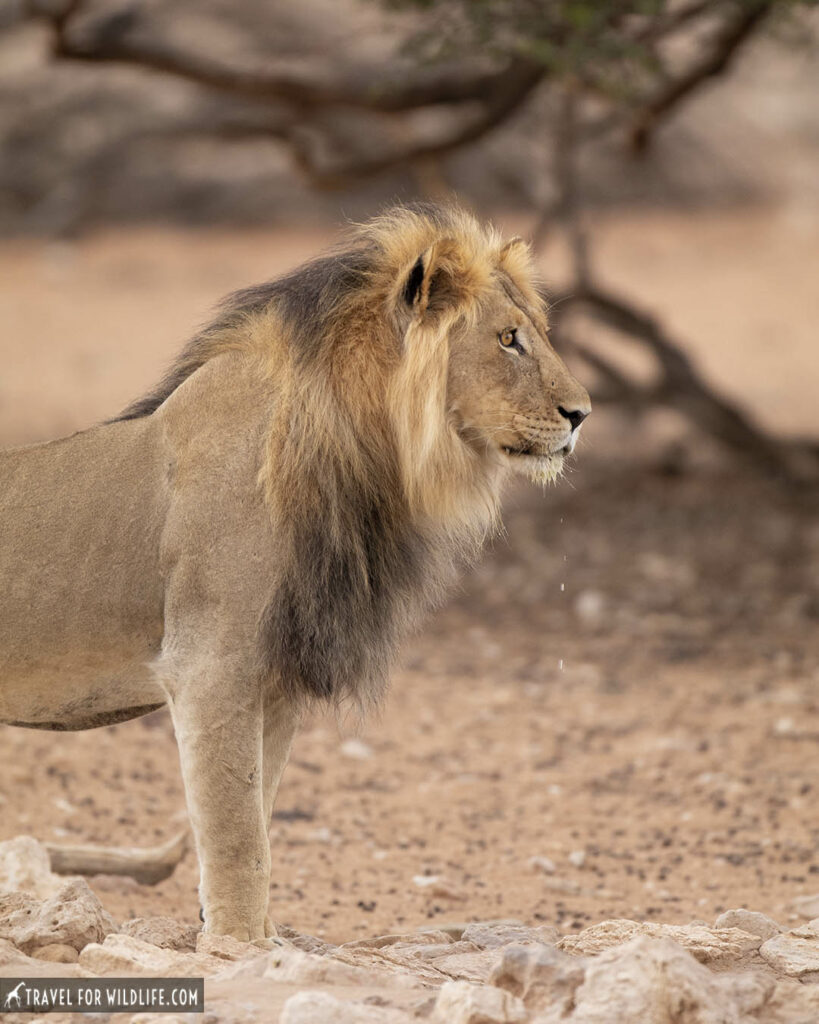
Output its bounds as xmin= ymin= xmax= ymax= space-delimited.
xmin=431 ymin=980 xmax=526 ymax=1024
xmin=529 ymin=856 xmax=556 ymax=874
xmin=568 ymin=849 xmax=586 ymax=869
xmin=340 ymin=738 xmax=373 ymax=760
xmin=792 ymin=893 xmax=819 ymax=919
xmin=574 ymin=589 xmax=605 ymax=625
xmin=715 ymin=909 xmax=782 ymax=942
xmin=30 ymin=942 xmax=79 ymax=963
xmin=121 ymin=916 xmax=199 ymax=951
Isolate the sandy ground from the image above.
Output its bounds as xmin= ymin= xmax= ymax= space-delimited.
xmin=0 ymin=205 xmax=818 ymax=945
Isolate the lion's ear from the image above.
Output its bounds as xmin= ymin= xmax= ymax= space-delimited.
xmin=402 ymin=240 xmax=462 ymax=320
xmin=498 ymin=235 xmax=532 ymax=278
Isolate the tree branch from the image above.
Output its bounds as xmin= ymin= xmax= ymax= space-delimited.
xmin=290 ymin=61 xmax=544 ymax=186
xmin=548 ymin=283 xmax=819 ymax=481
xmin=29 ymin=0 xmax=522 ymax=113
xmin=629 ymin=0 xmax=771 ymax=152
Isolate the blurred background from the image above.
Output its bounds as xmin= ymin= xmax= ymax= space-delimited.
xmin=1 ymin=0 xmax=818 ymax=943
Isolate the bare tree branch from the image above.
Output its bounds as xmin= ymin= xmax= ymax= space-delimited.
xmin=28 ymin=0 xmax=521 ymax=113
xmin=290 ymin=61 xmax=544 ymax=186
xmin=630 ymin=1 xmax=771 ymax=152
xmin=46 ymin=829 xmax=188 ymax=885
xmin=549 ymin=283 xmax=819 ymax=480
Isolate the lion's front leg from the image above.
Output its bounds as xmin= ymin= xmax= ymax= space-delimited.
xmin=168 ymin=669 xmax=270 ymax=941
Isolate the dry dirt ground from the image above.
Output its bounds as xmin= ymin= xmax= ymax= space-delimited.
xmin=0 ymin=205 xmax=817 ymax=948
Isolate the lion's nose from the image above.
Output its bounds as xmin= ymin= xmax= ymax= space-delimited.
xmin=558 ymin=405 xmax=590 ymax=432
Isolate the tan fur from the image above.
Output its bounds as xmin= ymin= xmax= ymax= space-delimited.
xmin=0 ymin=204 xmax=589 ymax=939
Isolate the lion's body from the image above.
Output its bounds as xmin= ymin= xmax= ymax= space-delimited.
xmin=0 ymin=205 xmax=589 ymax=939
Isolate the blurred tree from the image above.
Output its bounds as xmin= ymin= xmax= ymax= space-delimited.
xmin=23 ymin=0 xmax=819 ymax=479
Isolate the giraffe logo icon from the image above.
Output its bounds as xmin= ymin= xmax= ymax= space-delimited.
xmin=3 ymin=981 xmax=26 ymax=1009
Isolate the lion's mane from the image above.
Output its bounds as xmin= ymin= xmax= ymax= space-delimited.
xmin=116 ymin=205 xmax=542 ymax=706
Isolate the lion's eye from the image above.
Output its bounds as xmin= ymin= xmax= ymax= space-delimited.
xmin=499 ymin=327 xmax=522 ymax=353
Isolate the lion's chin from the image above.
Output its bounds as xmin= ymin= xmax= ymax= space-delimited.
xmin=501 ymin=449 xmax=565 ymax=487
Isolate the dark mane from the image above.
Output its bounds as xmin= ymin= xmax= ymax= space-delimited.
xmin=111 ymin=244 xmax=372 ymax=422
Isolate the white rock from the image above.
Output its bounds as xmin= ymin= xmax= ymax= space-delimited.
xmin=568 ymin=850 xmax=586 ymax=869
xmin=0 ymin=835 xmax=64 ymax=897
xmin=413 ymin=874 xmax=441 ymax=888
xmin=30 ymin=942 xmax=79 ymax=963
xmin=574 ymin=590 xmax=605 ymax=625
xmin=432 ymin=980 xmax=526 ymax=1024
xmin=0 ymin=878 xmax=116 ymax=953
xmin=540 ymin=936 xmax=772 ymax=1024
xmin=529 ymin=856 xmax=557 ymax=875
xmin=79 ymin=933 xmax=226 ymax=976
xmin=792 ymin=893 xmax=819 ymax=919
xmin=121 ymin=916 xmax=199 ymax=951
xmin=558 ymin=918 xmax=761 ymax=965
xmin=462 ymin=922 xmax=559 ymax=949
xmin=340 ymin=738 xmax=374 ymax=760
xmin=265 ymin=945 xmax=419 ymax=989
xmin=280 ymin=990 xmax=413 ymax=1023
xmin=714 ymin=909 xmax=782 ymax=942
xmin=490 ymin=943 xmax=587 ymax=1014
xmin=760 ymin=928 xmax=819 ymax=978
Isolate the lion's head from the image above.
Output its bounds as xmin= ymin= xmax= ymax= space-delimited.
xmin=366 ymin=207 xmax=590 ymax=518
xmin=400 ymin=233 xmax=590 ymax=489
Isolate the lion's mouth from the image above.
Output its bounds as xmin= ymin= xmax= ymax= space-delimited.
xmin=501 ymin=443 xmax=536 ymax=457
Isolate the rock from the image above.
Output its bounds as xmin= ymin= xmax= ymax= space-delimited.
xmin=79 ymin=933 xmax=226 ymax=976
xmin=340 ymin=931 xmax=498 ymax=985
xmin=0 ymin=936 xmax=38 ymax=968
xmin=121 ymin=916 xmax=200 ymax=951
xmin=715 ymin=909 xmax=782 ymax=942
xmin=792 ymin=893 xmax=819 ymax=919
xmin=197 ymin=931 xmax=278 ymax=960
xmin=760 ymin=927 xmax=819 ymax=979
xmin=280 ymin=990 xmax=413 ymax=1024
xmin=490 ymin=943 xmax=587 ymax=1014
xmin=428 ymin=920 xmax=522 ymax=942
xmin=540 ymin=936 xmax=772 ymax=1024
xmin=0 ymin=878 xmax=116 ymax=953
xmin=0 ymin=835 xmax=64 ymax=897
xmin=568 ymin=850 xmax=586 ymax=869
xmin=341 ymin=930 xmax=454 ymax=950
xmin=265 ymin=945 xmax=421 ymax=989
xmin=431 ymin=980 xmax=526 ymax=1024
xmin=462 ymin=922 xmax=560 ymax=949
xmin=30 ymin=942 xmax=79 ymax=963
xmin=340 ymin=738 xmax=373 ymax=760
xmin=278 ymin=924 xmax=337 ymax=955
xmin=558 ymin=918 xmax=762 ymax=965
xmin=764 ymin=979 xmax=819 ymax=1022
xmin=529 ymin=856 xmax=557 ymax=875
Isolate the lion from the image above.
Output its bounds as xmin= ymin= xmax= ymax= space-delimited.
xmin=0 ymin=204 xmax=590 ymax=940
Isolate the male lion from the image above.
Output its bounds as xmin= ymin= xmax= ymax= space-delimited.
xmin=0 ymin=205 xmax=589 ymax=940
